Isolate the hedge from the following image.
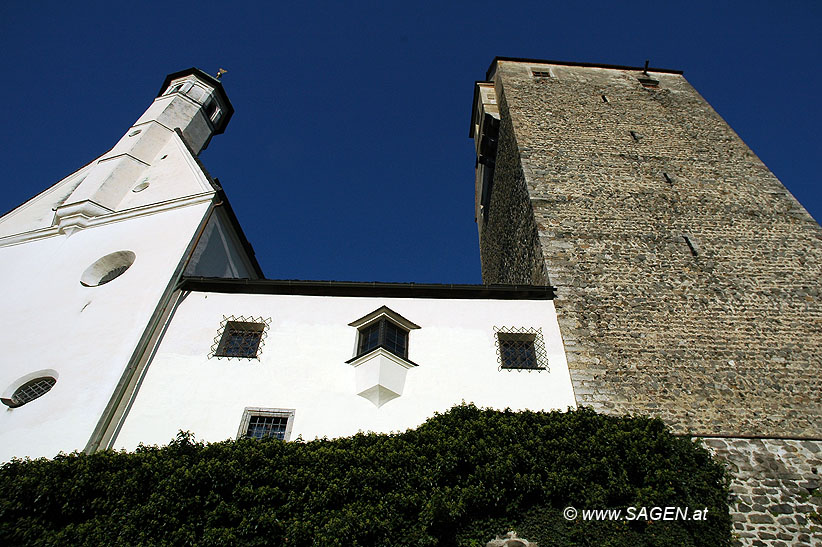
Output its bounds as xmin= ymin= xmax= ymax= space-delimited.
xmin=0 ymin=405 xmax=731 ymax=546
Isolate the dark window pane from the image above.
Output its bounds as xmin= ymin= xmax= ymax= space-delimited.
xmin=246 ymin=415 xmax=288 ymax=440
xmin=7 ymin=377 xmax=57 ymax=407
xmin=217 ymin=321 xmax=264 ymax=358
xmin=383 ymin=321 xmax=407 ymax=357
xmin=99 ymin=265 xmax=128 ymax=285
xmin=359 ymin=322 xmax=381 ymax=354
xmin=499 ymin=336 xmax=539 ymax=369
xmin=358 ymin=318 xmax=409 ymax=359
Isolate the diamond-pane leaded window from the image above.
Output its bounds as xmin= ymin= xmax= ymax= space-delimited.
xmin=494 ymin=327 xmax=549 ymax=372
xmin=2 ymin=376 xmax=57 ymax=408
xmin=210 ymin=316 xmax=270 ymax=360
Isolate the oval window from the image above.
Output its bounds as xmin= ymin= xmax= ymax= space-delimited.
xmin=1 ymin=376 xmax=57 ymax=408
xmin=132 ymin=181 xmax=150 ymax=192
xmin=80 ymin=251 xmax=136 ymax=287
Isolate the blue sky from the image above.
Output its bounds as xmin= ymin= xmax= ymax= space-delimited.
xmin=1 ymin=1 xmax=819 ymax=284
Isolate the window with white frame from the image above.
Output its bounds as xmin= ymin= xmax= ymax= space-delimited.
xmin=237 ymin=408 xmax=295 ymax=440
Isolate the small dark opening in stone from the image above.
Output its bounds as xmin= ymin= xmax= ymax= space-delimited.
xmin=683 ymin=235 xmax=699 ymax=257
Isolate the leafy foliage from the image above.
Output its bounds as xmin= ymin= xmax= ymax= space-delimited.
xmin=0 ymin=405 xmax=731 ymax=546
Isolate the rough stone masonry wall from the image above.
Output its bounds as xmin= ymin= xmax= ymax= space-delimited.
xmin=485 ymin=61 xmax=822 ymax=439
xmin=479 ymin=60 xmax=822 ymax=545
xmin=479 ymin=90 xmax=549 ymax=286
xmin=702 ymin=438 xmax=822 ymax=545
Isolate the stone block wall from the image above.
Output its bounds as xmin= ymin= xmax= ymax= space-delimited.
xmin=481 ymin=60 xmax=822 ymax=439
xmin=479 ymin=89 xmax=549 ymax=287
xmin=701 ymin=438 xmax=821 ymax=545
xmin=475 ymin=58 xmax=822 ymax=544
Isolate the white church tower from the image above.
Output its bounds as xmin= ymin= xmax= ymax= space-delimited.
xmin=0 ymin=69 xmax=261 ymax=461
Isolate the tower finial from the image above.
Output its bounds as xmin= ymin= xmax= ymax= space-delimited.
xmin=643 ymin=60 xmax=649 ymax=75
xmin=216 ymin=68 xmax=228 ymax=80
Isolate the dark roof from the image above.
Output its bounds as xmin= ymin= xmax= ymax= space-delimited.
xmin=170 ymin=128 xmax=264 ymax=278
xmin=485 ymin=56 xmax=684 ymax=81
xmin=158 ymin=68 xmax=235 ymax=135
xmin=180 ymin=277 xmax=556 ymax=300
xmin=210 ymin=189 xmax=265 ymax=278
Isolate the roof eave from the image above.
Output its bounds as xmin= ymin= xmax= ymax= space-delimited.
xmin=180 ymin=277 xmax=556 ymax=300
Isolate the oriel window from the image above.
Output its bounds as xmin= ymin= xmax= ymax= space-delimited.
xmin=357 ymin=317 xmax=409 ymax=359
xmin=349 ymin=306 xmax=420 ymax=361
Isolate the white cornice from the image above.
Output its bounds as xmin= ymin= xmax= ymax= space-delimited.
xmin=0 ymin=192 xmax=214 ymax=248
xmin=96 ymin=152 xmax=151 ymax=167
xmin=347 ymin=347 xmax=418 ymax=370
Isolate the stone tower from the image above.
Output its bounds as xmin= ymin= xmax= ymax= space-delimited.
xmin=471 ymin=57 xmax=821 ymax=544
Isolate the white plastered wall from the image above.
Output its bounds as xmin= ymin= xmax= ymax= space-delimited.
xmin=113 ymin=292 xmax=576 ymax=449
xmin=0 ymin=201 xmax=210 ymax=461
xmin=0 ymin=166 xmax=92 ymax=238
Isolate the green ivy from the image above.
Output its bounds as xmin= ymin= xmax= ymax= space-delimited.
xmin=0 ymin=405 xmax=731 ymax=546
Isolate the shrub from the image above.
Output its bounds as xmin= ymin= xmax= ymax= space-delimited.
xmin=0 ymin=405 xmax=731 ymax=546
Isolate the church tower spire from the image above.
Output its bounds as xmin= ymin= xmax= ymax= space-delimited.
xmin=53 ymin=68 xmax=234 ymax=231
xmin=142 ymin=68 xmax=234 ymax=154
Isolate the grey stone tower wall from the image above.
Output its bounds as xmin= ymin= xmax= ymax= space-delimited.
xmin=477 ymin=60 xmax=822 ymax=544
xmin=482 ymin=60 xmax=822 ymax=440
xmin=479 ymin=90 xmax=549 ymax=286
